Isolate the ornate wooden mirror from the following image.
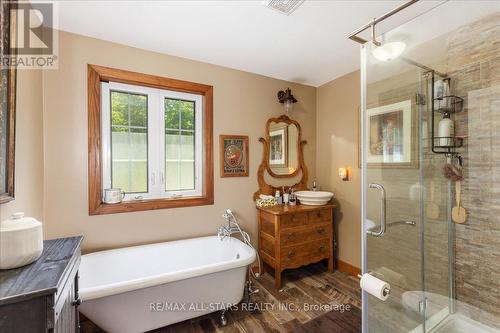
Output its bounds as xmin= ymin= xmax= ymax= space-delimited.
xmin=254 ymin=115 xmax=308 ymax=199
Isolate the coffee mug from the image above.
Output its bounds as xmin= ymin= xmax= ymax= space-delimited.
xmin=103 ymin=188 xmax=125 ymax=204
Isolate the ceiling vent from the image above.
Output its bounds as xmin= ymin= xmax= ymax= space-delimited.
xmin=264 ymin=0 xmax=305 ymax=16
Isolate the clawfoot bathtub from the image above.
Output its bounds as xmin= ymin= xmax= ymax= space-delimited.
xmin=79 ymin=236 xmax=256 ymax=333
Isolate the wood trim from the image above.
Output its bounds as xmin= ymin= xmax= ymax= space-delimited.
xmin=87 ymin=65 xmax=213 ymax=94
xmin=253 ymin=114 xmax=308 ymax=199
xmin=336 ymin=259 xmax=361 ymax=277
xmin=219 ymin=135 xmax=249 ymax=177
xmin=0 ymin=1 xmax=17 ymax=204
xmin=88 ymin=65 xmax=101 ymax=214
xmin=87 ymin=65 xmax=214 ymax=215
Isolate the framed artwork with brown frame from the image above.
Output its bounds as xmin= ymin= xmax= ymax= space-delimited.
xmin=0 ymin=1 xmax=17 ymax=204
xmin=219 ymin=135 xmax=249 ymax=177
xmin=88 ymin=64 xmax=214 ymax=215
xmin=360 ymin=98 xmax=418 ymax=169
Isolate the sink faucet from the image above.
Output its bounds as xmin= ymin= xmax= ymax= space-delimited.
xmin=312 ymin=178 xmax=317 ymax=191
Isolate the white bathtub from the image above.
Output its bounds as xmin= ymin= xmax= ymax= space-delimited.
xmin=79 ymin=236 xmax=256 ymax=333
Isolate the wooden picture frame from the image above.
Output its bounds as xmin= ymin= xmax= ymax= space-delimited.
xmin=363 ymin=99 xmax=418 ymax=169
xmin=0 ymin=1 xmax=17 ymax=204
xmin=219 ymin=135 xmax=249 ymax=177
xmin=88 ymin=65 xmax=214 ymax=215
xmin=269 ymin=125 xmax=288 ymax=168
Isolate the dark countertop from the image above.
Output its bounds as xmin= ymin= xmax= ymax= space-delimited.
xmin=0 ymin=236 xmax=83 ymax=306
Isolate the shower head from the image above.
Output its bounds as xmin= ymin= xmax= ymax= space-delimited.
xmin=222 ymin=209 xmax=234 ymax=221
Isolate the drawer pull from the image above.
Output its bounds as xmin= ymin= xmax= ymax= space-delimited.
xmin=317 ymin=228 xmax=325 ymax=234
xmin=291 ymin=215 xmax=297 ymax=222
xmin=72 ymin=298 xmax=82 ymax=307
xmin=318 ymin=245 xmax=326 ymax=252
xmin=317 ymin=212 xmax=322 ymax=218
xmin=288 ymin=251 xmax=296 ymax=259
xmin=287 ymin=233 xmax=296 ymax=240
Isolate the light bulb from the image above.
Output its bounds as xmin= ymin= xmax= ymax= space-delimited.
xmin=284 ymin=100 xmax=294 ymax=114
xmin=338 ymin=167 xmax=349 ymax=181
xmin=372 ymin=42 xmax=406 ymax=62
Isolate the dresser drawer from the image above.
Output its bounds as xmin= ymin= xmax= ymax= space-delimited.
xmin=280 ymin=212 xmax=307 ymax=228
xmin=280 ymin=239 xmax=330 ymax=266
xmin=280 ymin=223 xmax=331 ymax=248
xmin=308 ymin=208 xmax=332 ymax=224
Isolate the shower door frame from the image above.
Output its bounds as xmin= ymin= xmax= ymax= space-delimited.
xmin=360 ymin=42 xmax=429 ymax=332
xmin=360 ymin=49 xmax=455 ymax=333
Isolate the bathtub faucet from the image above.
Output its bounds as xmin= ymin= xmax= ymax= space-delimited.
xmin=218 ymin=209 xmax=238 ymax=240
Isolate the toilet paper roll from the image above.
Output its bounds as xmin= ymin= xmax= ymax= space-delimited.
xmin=360 ymin=273 xmax=390 ymax=301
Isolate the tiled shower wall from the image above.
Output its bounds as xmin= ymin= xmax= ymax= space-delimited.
xmin=447 ymin=12 xmax=500 ymax=325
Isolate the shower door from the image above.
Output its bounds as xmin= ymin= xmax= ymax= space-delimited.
xmin=361 ymin=40 xmax=430 ymax=333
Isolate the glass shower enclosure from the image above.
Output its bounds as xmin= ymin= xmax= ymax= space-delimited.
xmin=359 ymin=1 xmax=500 ymax=332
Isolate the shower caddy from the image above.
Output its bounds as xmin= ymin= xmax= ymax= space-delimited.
xmin=429 ymin=74 xmax=465 ymax=156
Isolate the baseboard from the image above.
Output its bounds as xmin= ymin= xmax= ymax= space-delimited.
xmin=336 ymin=259 xmax=361 ymax=277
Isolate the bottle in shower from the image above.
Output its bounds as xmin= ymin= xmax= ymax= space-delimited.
xmin=438 ymin=111 xmax=454 ymax=147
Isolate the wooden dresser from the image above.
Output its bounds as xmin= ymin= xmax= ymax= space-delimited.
xmin=0 ymin=236 xmax=83 ymax=333
xmin=257 ymin=204 xmax=335 ymax=289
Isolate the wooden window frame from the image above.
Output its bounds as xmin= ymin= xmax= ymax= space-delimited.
xmin=88 ymin=64 xmax=213 ymax=215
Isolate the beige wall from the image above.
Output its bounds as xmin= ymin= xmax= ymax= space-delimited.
xmin=0 ymin=69 xmax=44 ymax=222
xmin=41 ymin=31 xmax=316 ymax=252
xmin=316 ymin=71 xmax=361 ymax=268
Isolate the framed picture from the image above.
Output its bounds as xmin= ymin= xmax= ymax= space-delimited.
xmin=0 ymin=1 xmax=17 ymax=204
xmin=269 ymin=126 xmax=288 ymax=167
xmin=220 ymin=135 xmax=249 ymax=177
xmin=364 ymin=99 xmax=417 ymax=168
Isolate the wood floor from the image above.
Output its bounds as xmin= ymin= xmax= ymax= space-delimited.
xmin=80 ymin=263 xmax=361 ymax=333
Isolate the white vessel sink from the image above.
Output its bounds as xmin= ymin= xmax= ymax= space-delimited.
xmin=295 ymin=191 xmax=334 ymax=206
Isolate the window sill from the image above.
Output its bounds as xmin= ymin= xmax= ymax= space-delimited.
xmin=89 ymin=195 xmax=214 ymax=215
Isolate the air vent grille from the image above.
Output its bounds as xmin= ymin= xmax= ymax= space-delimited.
xmin=265 ymin=0 xmax=305 ymax=16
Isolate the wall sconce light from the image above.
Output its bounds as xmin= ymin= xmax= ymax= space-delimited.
xmin=338 ymin=167 xmax=349 ymax=181
xmin=277 ymin=88 xmax=297 ymax=114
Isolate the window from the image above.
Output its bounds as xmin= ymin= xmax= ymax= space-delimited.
xmin=101 ymin=82 xmax=203 ymax=201
xmin=88 ymin=65 xmax=213 ymax=215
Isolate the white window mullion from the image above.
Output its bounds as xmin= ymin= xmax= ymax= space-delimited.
xmin=101 ymin=82 xmax=112 ymax=196
xmin=159 ymin=94 xmax=167 ymax=196
xmin=194 ymin=96 xmax=203 ymax=197
xmin=147 ymin=90 xmax=162 ymax=199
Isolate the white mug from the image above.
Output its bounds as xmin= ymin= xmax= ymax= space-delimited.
xmin=103 ymin=188 xmax=125 ymax=204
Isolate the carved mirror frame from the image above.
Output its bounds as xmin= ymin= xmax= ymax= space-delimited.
xmin=254 ymin=115 xmax=308 ymax=199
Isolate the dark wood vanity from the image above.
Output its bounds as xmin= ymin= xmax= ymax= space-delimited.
xmin=257 ymin=204 xmax=335 ymax=289
xmin=0 ymin=236 xmax=83 ymax=332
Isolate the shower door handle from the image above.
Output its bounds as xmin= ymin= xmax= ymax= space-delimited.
xmin=367 ymin=183 xmax=386 ymax=237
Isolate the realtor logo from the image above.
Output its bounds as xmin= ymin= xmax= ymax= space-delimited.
xmin=12 ymin=3 xmax=53 ymax=55
xmin=1 ymin=1 xmax=58 ymax=69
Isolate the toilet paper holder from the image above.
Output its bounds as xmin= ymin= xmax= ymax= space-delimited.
xmin=357 ymin=273 xmax=391 ymax=297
